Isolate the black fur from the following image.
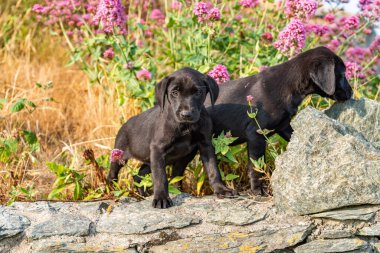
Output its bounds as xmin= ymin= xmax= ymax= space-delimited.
xmin=205 ymin=47 xmax=353 ymax=196
xmin=107 ymin=67 xmax=237 ymax=208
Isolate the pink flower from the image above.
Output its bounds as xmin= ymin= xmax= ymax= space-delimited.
xmin=150 ymin=9 xmax=165 ymax=21
xmin=235 ymin=14 xmax=243 ymax=21
xmin=110 ymin=149 xmax=125 ymax=164
xmin=364 ymin=28 xmax=372 ymax=34
xmin=345 ymin=61 xmax=364 ymax=79
xmin=324 ymin=13 xmax=335 ymax=23
xmin=261 ymin=32 xmax=273 ymax=42
xmin=285 ymin=0 xmax=318 ymax=20
xmin=171 ymin=0 xmax=183 ymax=10
xmin=326 ymin=39 xmax=340 ymax=51
xmin=246 ymin=95 xmax=254 ymax=102
xmin=360 ymin=0 xmax=380 ymax=21
xmin=207 ymin=8 xmax=221 ymax=21
xmin=239 ymin=0 xmax=259 ymax=8
xmin=94 ymin=0 xmax=127 ymax=34
xmin=123 ymin=61 xmax=134 ymax=69
xmin=193 ymin=2 xmax=220 ymax=23
xmin=273 ymin=19 xmax=306 ymax=55
xmin=370 ymin=36 xmax=380 ymax=52
xmin=103 ymin=47 xmax=115 ymax=59
xmin=32 ymin=4 xmax=45 ymax=13
xmin=137 ymin=68 xmax=152 ymax=81
xmin=305 ymin=24 xmax=329 ymax=36
xmin=341 ymin=16 xmax=360 ymax=30
xmin=208 ymin=64 xmax=230 ymax=84
xmin=359 ymin=0 xmax=373 ymax=8
xmin=259 ymin=66 xmax=268 ymax=72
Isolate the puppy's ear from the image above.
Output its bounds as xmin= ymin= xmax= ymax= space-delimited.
xmin=155 ymin=76 xmax=173 ymax=110
xmin=204 ymin=75 xmax=219 ymax=106
xmin=310 ymin=60 xmax=336 ymax=95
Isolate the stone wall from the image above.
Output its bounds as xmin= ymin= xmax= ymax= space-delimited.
xmin=1 ymin=98 xmax=379 ymax=253
xmin=1 ymin=194 xmax=380 ymax=252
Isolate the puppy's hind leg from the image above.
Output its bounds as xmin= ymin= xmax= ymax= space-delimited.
xmin=133 ymin=164 xmax=152 ymax=196
xmin=246 ymin=126 xmax=268 ymax=196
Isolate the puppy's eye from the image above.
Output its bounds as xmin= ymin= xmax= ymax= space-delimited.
xmin=195 ymin=89 xmax=203 ymax=96
xmin=171 ymin=90 xmax=179 ymax=97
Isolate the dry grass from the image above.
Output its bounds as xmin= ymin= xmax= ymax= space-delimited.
xmin=0 ymin=36 xmax=142 ymax=201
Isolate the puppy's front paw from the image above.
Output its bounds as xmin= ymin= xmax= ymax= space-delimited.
xmin=213 ymin=184 xmax=238 ymax=198
xmin=152 ymin=195 xmax=173 ymax=209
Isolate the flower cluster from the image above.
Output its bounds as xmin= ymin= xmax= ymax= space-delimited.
xmin=305 ymin=24 xmax=329 ymax=36
xmin=103 ymin=47 xmax=115 ymax=59
xmin=273 ymin=19 xmax=306 ymax=55
xmin=239 ymin=0 xmax=260 ymax=8
xmin=208 ymin=65 xmax=230 ymax=84
xmin=193 ymin=2 xmax=221 ymax=23
xmin=94 ymin=0 xmax=127 ymax=34
xmin=340 ymin=16 xmax=360 ymax=31
xmin=171 ymin=1 xmax=183 ymax=10
xmin=360 ymin=0 xmax=380 ymax=21
xmin=137 ymin=68 xmax=152 ymax=81
xmin=150 ymin=9 xmax=165 ymax=23
xmin=285 ymin=0 xmax=318 ymax=20
xmin=110 ymin=149 xmax=125 ymax=164
xmin=33 ymin=0 xmax=98 ymax=40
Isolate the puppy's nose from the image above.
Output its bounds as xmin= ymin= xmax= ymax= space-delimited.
xmin=180 ymin=110 xmax=193 ymax=119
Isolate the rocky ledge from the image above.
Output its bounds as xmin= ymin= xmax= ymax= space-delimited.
xmin=1 ymin=98 xmax=379 ymax=253
xmin=1 ymin=194 xmax=380 ymax=253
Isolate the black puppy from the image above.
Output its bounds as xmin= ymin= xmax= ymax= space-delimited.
xmin=107 ymin=67 xmax=237 ymax=208
xmin=205 ymin=47 xmax=353 ymax=195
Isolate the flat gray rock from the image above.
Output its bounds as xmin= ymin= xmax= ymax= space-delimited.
xmin=294 ymin=238 xmax=369 ymax=253
xmin=150 ymin=221 xmax=313 ymax=252
xmin=310 ymin=205 xmax=380 ymax=221
xmin=204 ymin=202 xmax=268 ymax=226
xmin=0 ymin=209 xmax=30 ymax=240
xmin=272 ymin=99 xmax=380 ymax=215
xmin=31 ymin=214 xmax=91 ymax=240
xmin=356 ymin=222 xmax=380 ymax=236
xmin=31 ymin=238 xmax=137 ymax=253
xmin=319 ymin=228 xmax=353 ymax=239
xmin=96 ymin=204 xmax=201 ymax=235
xmin=325 ymin=98 xmax=380 ymax=148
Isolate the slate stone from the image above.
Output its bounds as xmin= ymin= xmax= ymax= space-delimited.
xmin=31 ymin=214 xmax=91 ymax=240
xmin=294 ymin=238 xmax=369 ymax=253
xmin=96 ymin=204 xmax=200 ymax=235
xmin=272 ymin=99 xmax=380 ymax=215
xmin=356 ymin=222 xmax=380 ymax=236
xmin=0 ymin=209 xmax=31 ymax=240
xmin=310 ymin=205 xmax=380 ymax=221
xmin=150 ymin=222 xmax=313 ymax=253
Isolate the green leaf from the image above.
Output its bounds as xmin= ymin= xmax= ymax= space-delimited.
xmin=169 ymin=176 xmax=184 ymax=184
xmin=225 ymin=174 xmax=239 ymax=181
xmin=196 ymin=173 xmax=206 ymax=195
xmin=11 ymin=98 xmax=26 ymax=113
xmin=74 ymin=181 xmax=82 ymax=200
xmin=247 ymin=111 xmax=257 ymax=119
xmin=21 ymin=130 xmax=38 ymax=145
xmin=168 ymin=185 xmax=181 ymax=195
xmin=48 ymin=184 xmax=67 ymax=199
xmin=0 ymin=98 xmax=7 ymax=110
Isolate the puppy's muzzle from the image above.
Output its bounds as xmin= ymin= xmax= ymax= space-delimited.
xmin=179 ymin=110 xmax=198 ymax=123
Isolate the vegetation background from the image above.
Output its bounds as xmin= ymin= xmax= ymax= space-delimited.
xmin=0 ymin=0 xmax=379 ymax=204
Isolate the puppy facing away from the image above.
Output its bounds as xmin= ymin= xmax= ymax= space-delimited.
xmin=205 ymin=46 xmax=353 ymax=196
xmin=107 ymin=67 xmax=237 ymax=208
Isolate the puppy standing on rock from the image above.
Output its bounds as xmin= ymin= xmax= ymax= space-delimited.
xmin=107 ymin=67 xmax=237 ymax=209
xmin=205 ymin=47 xmax=353 ymax=196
